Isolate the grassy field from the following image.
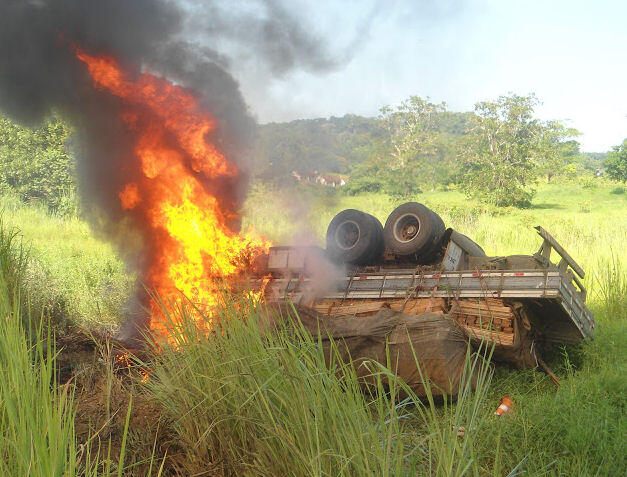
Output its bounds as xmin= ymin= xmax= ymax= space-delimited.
xmin=0 ymin=180 xmax=624 ymax=475
xmin=243 ymin=180 xmax=627 ymax=475
xmin=0 ymin=194 xmax=133 ymax=329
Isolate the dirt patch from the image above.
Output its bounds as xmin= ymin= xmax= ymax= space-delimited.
xmin=56 ymin=330 xmax=223 ymax=476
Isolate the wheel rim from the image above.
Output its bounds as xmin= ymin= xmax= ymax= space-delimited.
xmin=334 ymin=220 xmax=361 ymax=250
xmin=393 ymin=213 xmax=421 ymax=243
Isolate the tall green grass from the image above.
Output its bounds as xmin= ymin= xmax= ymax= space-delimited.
xmin=0 ymin=193 xmax=134 ymax=329
xmin=143 ymin=294 xmax=501 ymax=476
xmin=145 ymin=297 xmax=408 ymax=475
xmin=0 ymin=222 xmax=80 ymax=475
xmin=0 ymin=221 xmax=144 ymax=476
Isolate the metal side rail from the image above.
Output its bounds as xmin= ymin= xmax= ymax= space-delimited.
xmin=267 ymin=269 xmax=560 ymax=299
xmin=260 ymin=268 xmax=595 ymax=339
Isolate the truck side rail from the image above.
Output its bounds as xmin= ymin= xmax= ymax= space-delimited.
xmin=261 ymin=267 xmax=594 ymax=339
xmin=535 ymin=226 xmax=585 ymax=279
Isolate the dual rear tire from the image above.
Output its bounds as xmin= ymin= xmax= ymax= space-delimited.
xmin=326 ymin=202 xmax=445 ymax=265
xmin=325 ymin=209 xmax=384 ymax=265
xmin=383 ymin=202 xmax=444 ymax=258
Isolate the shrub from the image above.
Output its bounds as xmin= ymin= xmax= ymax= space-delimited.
xmin=580 ymin=176 xmax=598 ymax=189
xmin=604 ymin=139 xmax=627 ymax=183
xmin=0 ymin=115 xmax=77 ymax=212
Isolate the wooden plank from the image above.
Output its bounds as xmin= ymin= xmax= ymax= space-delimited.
xmin=453 ymin=308 xmax=512 ymax=318
xmin=458 ymin=301 xmax=510 ymax=308
xmin=454 ymin=316 xmax=512 ymax=328
xmin=455 ymin=306 xmax=512 ymax=316
xmin=389 ymin=298 xmax=446 ymax=314
xmin=312 ymin=299 xmax=387 ymax=316
xmin=313 ymin=298 xmax=448 ymax=317
xmin=460 ymin=325 xmax=515 ymax=346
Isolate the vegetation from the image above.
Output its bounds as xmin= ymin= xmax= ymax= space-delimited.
xmin=0 ymin=220 xmax=166 ymax=475
xmin=0 ymin=181 xmax=623 ymax=475
xmin=248 ymin=94 xmax=615 ymax=208
xmin=144 ymin=297 xmax=493 ymax=476
xmin=458 ymin=94 xmax=577 ymax=207
xmin=0 ymin=193 xmax=133 ymax=329
xmin=0 ymin=114 xmax=76 ymax=213
xmin=0 ymin=223 xmax=80 ymax=475
xmin=0 ymin=103 xmax=624 ymax=475
xmin=371 ymin=96 xmax=447 ymax=196
xmin=0 ymin=96 xmax=618 ymax=212
xmin=605 ymin=139 xmax=627 ymax=183
xmin=250 ymin=114 xmax=384 ymax=181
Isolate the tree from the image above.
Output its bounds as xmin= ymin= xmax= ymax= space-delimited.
xmin=0 ymin=114 xmax=76 ymax=210
xmin=345 ymin=96 xmax=451 ymax=197
xmin=536 ymin=123 xmax=581 ymax=182
xmin=378 ymin=96 xmax=447 ymax=195
xmin=605 ymin=139 xmax=627 ymax=183
xmin=458 ymin=93 xmax=574 ymax=207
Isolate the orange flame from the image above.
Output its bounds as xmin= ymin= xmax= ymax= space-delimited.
xmin=75 ymin=47 xmax=269 ymax=338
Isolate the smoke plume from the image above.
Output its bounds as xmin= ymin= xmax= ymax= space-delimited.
xmin=0 ymin=0 xmax=356 ymax=336
xmin=0 ymin=0 xmax=344 ymax=182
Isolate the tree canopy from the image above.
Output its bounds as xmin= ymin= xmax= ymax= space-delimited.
xmin=458 ymin=94 xmax=577 ymax=207
xmin=604 ymin=139 xmax=627 ymax=183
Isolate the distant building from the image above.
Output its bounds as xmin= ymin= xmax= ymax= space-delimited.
xmin=291 ymin=170 xmax=348 ymax=187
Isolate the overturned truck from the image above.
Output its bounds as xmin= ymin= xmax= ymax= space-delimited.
xmin=252 ymin=203 xmax=594 ymax=394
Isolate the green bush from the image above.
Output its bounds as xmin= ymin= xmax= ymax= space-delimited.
xmin=580 ymin=176 xmax=598 ymax=189
xmin=0 ymin=114 xmax=77 ymax=212
xmin=604 ymin=139 xmax=627 ymax=183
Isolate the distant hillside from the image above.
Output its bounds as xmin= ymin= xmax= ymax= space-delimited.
xmin=247 ymin=110 xmax=609 ymax=191
xmin=249 ymin=115 xmax=382 ymax=180
xmin=250 ymin=112 xmax=473 ymax=180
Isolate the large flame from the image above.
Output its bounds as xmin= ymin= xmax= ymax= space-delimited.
xmin=75 ymin=47 xmax=269 ymax=337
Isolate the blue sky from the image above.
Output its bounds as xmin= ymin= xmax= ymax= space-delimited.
xmin=235 ymin=0 xmax=626 ymax=152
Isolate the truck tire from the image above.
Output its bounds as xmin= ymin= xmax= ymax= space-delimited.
xmin=431 ymin=210 xmax=446 ymax=242
xmin=364 ymin=213 xmax=385 ymax=263
xmin=450 ymin=231 xmax=486 ymax=257
xmin=326 ymin=209 xmax=381 ymax=265
xmin=384 ymin=202 xmax=442 ymax=256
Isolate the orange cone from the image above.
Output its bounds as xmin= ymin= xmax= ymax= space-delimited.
xmin=494 ymin=397 xmax=514 ymax=417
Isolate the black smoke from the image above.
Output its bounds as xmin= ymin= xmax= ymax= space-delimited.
xmin=0 ymin=0 xmax=370 ymax=338
xmin=0 ymin=0 xmax=345 ymax=181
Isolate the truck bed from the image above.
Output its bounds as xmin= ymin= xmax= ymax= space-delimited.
xmin=260 ymin=266 xmax=594 ymax=343
xmin=256 ymin=226 xmax=595 ymax=346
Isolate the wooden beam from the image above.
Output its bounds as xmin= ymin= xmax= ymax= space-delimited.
xmin=537 ymin=357 xmax=561 ymax=387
